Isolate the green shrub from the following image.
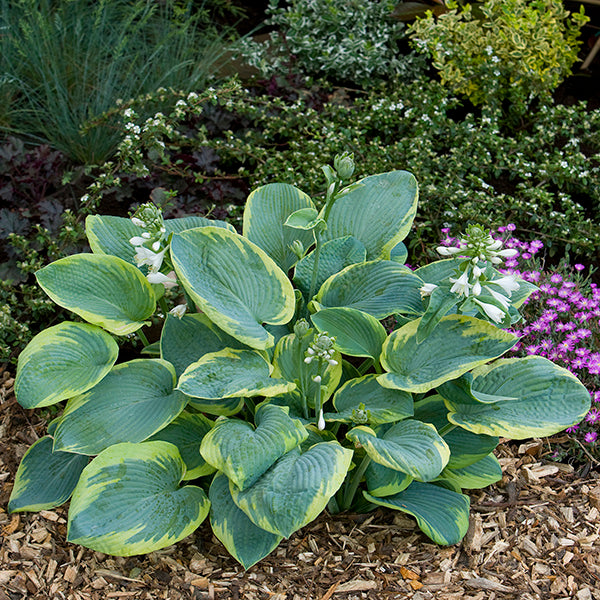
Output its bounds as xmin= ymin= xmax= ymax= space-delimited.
xmin=0 ymin=0 xmax=240 ymax=163
xmin=86 ymin=79 xmax=600 ymax=263
xmin=235 ymin=0 xmax=425 ymax=86
xmin=409 ymin=0 xmax=588 ymax=116
xmin=9 ymin=158 xmax=589 ymax=566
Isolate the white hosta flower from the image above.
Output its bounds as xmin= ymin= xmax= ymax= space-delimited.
xmin=318 ymin=409 xmax=326 ymax=431
xmin=449 ymin=271 xmax=471 ymax=297
xmin=490 ymin=275 xmax=520 ymax=296
xmin=131 ymin=217 xmax=146 ymax=227
xmin=147 ymin=270 xmax=177 ymax=289
xmin=129 ymin=236 xmax=148 ymax=246
xmin=437 ymin=246 xmax=462 ymax=257
xmin=419 ymin=283 xmax=438 ymax=298
xmin=134 ymin=246 xmax=165 ymax=271
xmin=474 ymin=299 xmax=505 ymax=323
xmin=471 ymin=280 xmax=482 ymax=296
xmin=486 ymin=287 xmax=510 ymax=310
xmin=169 ymin=304 xmax=187 ymax=319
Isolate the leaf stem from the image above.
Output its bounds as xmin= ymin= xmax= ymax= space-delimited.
xmin=137 ymin=329 xmax=150 ymax=347
xmin=438 ymin=423 xmax=457 ymax=437
xmin=159 ymin=296 xmax=169 ymax=316
xmin=341 ymin=454 xmax=371 ymax=511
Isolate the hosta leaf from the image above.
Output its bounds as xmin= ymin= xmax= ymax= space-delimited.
xmin=311 ymin=308 xmax=387 ymax=359
xmin=313 ymin=260 xmax=423 ymax=319
xmin=346 ymin=420 xmax=449 ymax=481
xmin=36 ymin=253 xmax=156 ymax=335
xmin=231 ymin=442 xmax=353 ymax=538
xmin=53 ymin=359 xmax=187 ymax=455
xmin=437 ymin=454 xmax=502 ymax=490
xmin=148 ymin=412 xmax=215 ymax=479
xmin=86 ymin=214 xmax=234 ymax=264
xmin=209 ymin=473 xmax=283 ymax=570
xmin=200 ymin=404 xmax=308 ymax=490
xmin=327 ymin=375 xmax=413 ymax=426
xmin=414 ymin=395 xmax=498 ymax=469
xmin=272 ymin=332 xmax=341 ymax=407
xmin=416 ymin=287 xmax=458 ymax=343
xmin=322 ymin=171 xmax=418 ymax=259
xmin=265 ymin=390 xmax=312 ymax=424
xmin=365 ymin=461 xmax=413 ymax=498
xmin=171 ymin=227 xmax=295 ymax=350
xmin=160 ymin=313 xmax=246 ymax=378
xmin=15 ymin=322 xmax=118 ymax=409
xmin=445 ymin=356 xmax=591 ymax=439
xmin=390 ymin=242 xmax=408 ymax=264
xmin=187 ymin=397 xmax=245 ymax=417
xmin=378 ymin=315 xmax=518 ymax=393
xmin=293 ymin=236 xmax=366 ymax=299
xmin=67 ymin=441 xmax=209 ymax=555
xmin=243 ymin=183 xmax=316 ymax=273
xmin=178 ymin=349 xmax=295 ymax=399
xmin=364 ymin=481 xmax=470 ymax=545
xmin=284 ymin=207 xmax=323 ymax=230
xmin=438 ymin=372 xmax=517 ymax=405
xmin=8 ymin=437 xmax=88 ymax=512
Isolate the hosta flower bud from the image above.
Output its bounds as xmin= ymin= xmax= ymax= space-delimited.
xmin=474 ymin=298 xmax=505 ymax=323
xmin=290 ymin=239 xmax=305 ymax=259
xmin=169 ymin=304 xmax=187 ymax=318
xmin=318 ymin=409 xmax=326 ymax=431
xmin=294 ymin=319 xmax=311 ymax=338
xmin=334 ymin=151 xmax=355 ymax=180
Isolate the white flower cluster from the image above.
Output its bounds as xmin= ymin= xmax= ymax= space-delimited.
xmin=128 ymin=203 xmax=176 ymax=289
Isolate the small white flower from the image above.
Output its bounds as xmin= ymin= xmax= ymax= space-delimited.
xmin=328 ymin=359 xmax=338 ymax=366
xmin=129 ymin=236 xmax=147 ymax=246
xmin=490 ymin=275 xmax=520 ymax=296
xmin=496 ymin=248 xmax=518 ymax=258
xmin=419 ymin=283 xmax=438 ymax=298
xmin=312 ymin=375 xmax=322 ymax=383
xmin=131 ymin=217 xmax=146 ymax=227
xmin=318 ymin=409 xmax=326 ymax=431
xmin=169 ymin=304 xmax=187 ymax=319
xmin=449 ymin=271 xmax=471 ymax=297
xmin=437 ymin=246 xmax=462 ymax=256
xmin=486 ymin=288 xmax=510 ymax=310
xmin=147 ymin=271 xmax=177 ymax=289
xmin=474 ymin=299 xmax=505 ymax=323
xmin=134 ymin=246 xmax=165 ymax=271
xmin=471 ymin=280 xmax=482 ymax=296
xmin=152 ymin=240 xmax=161 ymax=252
xmin=304 ymin=356 xmax=313 ymax=364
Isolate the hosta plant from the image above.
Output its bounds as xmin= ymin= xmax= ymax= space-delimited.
xmin=9 ymin=155 xmax=590 ymax=568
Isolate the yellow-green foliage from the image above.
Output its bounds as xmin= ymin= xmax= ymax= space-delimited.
xmin=409 ymin=0 xmax=588 ymax=111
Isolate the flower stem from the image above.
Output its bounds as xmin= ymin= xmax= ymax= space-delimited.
xmin=159 ymin=296 xmax=169 ymax=316
xmin=138 ymin=329 xmax=150 ymax=347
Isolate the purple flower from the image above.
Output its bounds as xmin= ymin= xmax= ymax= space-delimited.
xmin=584 ymin=431 xmax=598 ymax=444
xmin=566 ymin=424 xmax=580 ymax=433
xmin=574 ymin=264 xmax=585 ymax=271
xmin=550 ymin=273 xmax=563 ymax=284
xmin=585 ymin=409 xmax=600 ymax=424
xmin=506 ymin=223 xmax=516 ymax=231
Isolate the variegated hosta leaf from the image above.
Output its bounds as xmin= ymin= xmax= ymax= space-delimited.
xmin=293 ymin=236 xmax=366 ymax=299
xmin=272 ymin=332 xmax=342 ymax=407
xmin=53 ymin=359 xmax=187 ymax=455
xmin=187 ymin=397 xmax=245 ymax=417
xmin=86 ymin=214 xmax=234 ymax=264
xmin=8 ymin=436 xmax=88 ymax=512
xmin=378 ymin=315 xmax=518 ymax=393
xmin=322 ymin=170 xmax=418 ymax=259
xmin=326 ymin=375 xmax=413 ymax=426
xmin=67 ymin=441 xmax=209 ymax=556
xmin=178 ymin=349 xmax=295 ymax=400
xmin=436 ymin=453 xmax=502 ymax=491
xmin=346 ymin=420 xmax=449 ymax=481
xmin=242 ymin=183 xmax=316 ymax=273
xmin=364 ymin=481 xmax=470 ymax=545
xmin=365 ymin=460 xmax=413 ymax=498
xmin=311 ymin=307 xmax=387 ymax=359
xmin=300 ymin=424 xmax=337 ymax=451
xmin=200 ymin=404 xmax=308 ymax=490
xmin=438 ymin=372 xmax=517 ymax=405
xmin=265 ymin=390 xmax=312 ymax=424
xmin=313 ymin=260 xmax=423 ymax=319
xmin=36 ymin=253 xmax=156 ymax=335
xmin=148 ymin=412 xmax=215 ymax=480
xmin=170 ymin=226 xmax=295 ymax=350
xmin=15 ymin=322 xmax=118 ymax=409
xmin=160 ymin=313 xmax=246 ymax=378
xmin=390 ymin=242 xmax=408 ymax=264
xmin=414 ymin=395 xmax=498 ymax=469
xmin=445 ymin=356 xmax=591 ymax=439
xmin=416 ymin=287 xmax=458 ymax=343
xmin=209 ymin=473 xmax=283 ymax=570
xmin=230 ymin=442 xmax=353 ymax=538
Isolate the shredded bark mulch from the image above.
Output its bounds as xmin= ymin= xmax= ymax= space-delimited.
xmin=1 ymin=368 xmax=599 ymax=600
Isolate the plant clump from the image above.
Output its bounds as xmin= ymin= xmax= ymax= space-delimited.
xmin=9 ymin=156 xmax=590 ymax=568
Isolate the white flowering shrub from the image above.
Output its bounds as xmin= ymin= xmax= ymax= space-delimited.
xmin=235 ymin=0 xmax=425 ymax=85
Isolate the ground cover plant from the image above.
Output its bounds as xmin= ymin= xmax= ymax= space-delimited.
xmin=8 ymin=157 xmax=591 ymax=568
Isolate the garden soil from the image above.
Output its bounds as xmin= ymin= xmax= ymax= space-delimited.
xmin=1 ymin=368 xmax=599 ymax=600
